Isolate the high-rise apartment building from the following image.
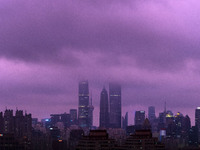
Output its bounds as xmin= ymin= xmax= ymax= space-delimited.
xmin=99 ymin=87 xmax=109 ymax=128
xmin=78 ymin=81 xmax=90 ymax=128
xmin=135 ymin=111 xmax=145 ymax=126
xmin=0 ymin=109 xmax=32 ymax=142
xmin=109 ymin=83 xmax=121 ymax=128
xmin=4 ymin=109 xmax=14 ymax=133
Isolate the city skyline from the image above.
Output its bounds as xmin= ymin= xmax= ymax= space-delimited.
xmin=1 ymin=0 xmax=200 ymax=127
xmin=0 ymin=80 xmax=199 ymax=126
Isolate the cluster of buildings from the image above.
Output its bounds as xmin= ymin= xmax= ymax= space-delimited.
xmin=77 ymin=81 xmax=122 ymax=129
xmin=1 ymin=80 xmax=200 ymax=150
xmin=0 ymin=109 xmax=32 ymax=149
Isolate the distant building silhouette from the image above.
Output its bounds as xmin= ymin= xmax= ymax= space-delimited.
xmin=135 ymin=111 xmax=145 ymax=126
xmin=61 ymin=113 xmax=71 ymax=128
xmin=158 ymin=112 xmax=166 ymax=131
xmin=99 ymin=87 xmax=109 ymax=128
xmin=70 ymin=109 xmax=78 ymax=125
xmin=50 ymin=114 xmax=61 ymax=126
xmin=78 ymin=81 xmax=90 ymax=128
xmin=143 ymin=118 xmax=151 ymax=130
xmin=122 ymin=112 xmax=128 ymax=130
xmin=148 ymin=106 xmax=156 ymax=123
xmin=88 ymin=94 xmax=94 ymax=128
xmin=109 ymin=83 xmax=121 ymax=128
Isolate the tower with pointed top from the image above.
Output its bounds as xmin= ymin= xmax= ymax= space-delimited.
xmin=100 ymin=87 xmax=109 ymax=128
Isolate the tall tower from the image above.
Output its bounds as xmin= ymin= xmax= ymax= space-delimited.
xmin=148 ymin=106 xmax=156 ymax=123
xmin=109 ymin=83 xmax=121 ymax=128
xmin=99 ymin=87 xmax=109 ymax=128
xmin=88 ymin=94 xmax=94 ymax=128
xmin=78 ymin=81 xmax=89 ymax=128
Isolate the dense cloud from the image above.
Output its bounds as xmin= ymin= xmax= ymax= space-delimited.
xmin=0 ymin=0 xmax=200 ymax=125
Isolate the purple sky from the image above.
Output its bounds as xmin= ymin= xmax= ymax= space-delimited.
xmin=1 ymin=0 xmax=200 ymax=126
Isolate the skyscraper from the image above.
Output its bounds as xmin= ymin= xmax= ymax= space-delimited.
xmin=122 ymin=112 xmax=128 ymax=130
xmin=135 ymin=111 xmax=145 ymax=126
xmin=88 ymin=95 xmax=94 ymax=128
xmin=195 ymin=107 xmax=200 ymax=142
xmin=78 ymin=81 xmax=90 ymax=128
xmin=148 ymin=106 xmax=156 ymax=123
xmin=99 ymin=87 xmax=109 ymax=128
xmin=109 ymin=83 xmax=121 ymax=128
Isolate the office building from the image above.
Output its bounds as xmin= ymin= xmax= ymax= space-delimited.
xmin=158 ymin=112 xmax=166 ymax=131
xmin=148 ymin=106 xmax=156 ymax=123
xmin=122 ymin=112 xmax=128 ymax=130
xmin=99 ymin=87 xmax=109 ymax=128
xmin=109 ymin=83 xmax=121 ymax=128
xmin=70 ymin=109 xmax=78 ymax=125
xmin=88 ymin=96 xmax=94 ymax=128
xmin=78 ymin=81 xmax=90 ymax=128
xmin=61 ymin=113 xmax=71 ymax=128
xmin=135 ymin=111 xmax=145 ymax=126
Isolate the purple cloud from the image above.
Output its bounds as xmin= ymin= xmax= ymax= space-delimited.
xmin=0 ymin=0 xmax=200 ymax=125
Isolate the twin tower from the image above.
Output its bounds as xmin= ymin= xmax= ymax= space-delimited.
xmin=78 ymin=81 xmax=121 ymax=128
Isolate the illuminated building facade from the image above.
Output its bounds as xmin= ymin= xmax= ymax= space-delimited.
xmin=100 ymin=87 xmax=109 ymax=128
xmin=78 ymin=81 xmax=90 ymax=128
xmin=109 ymin=83 xmax=121 ymax=128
